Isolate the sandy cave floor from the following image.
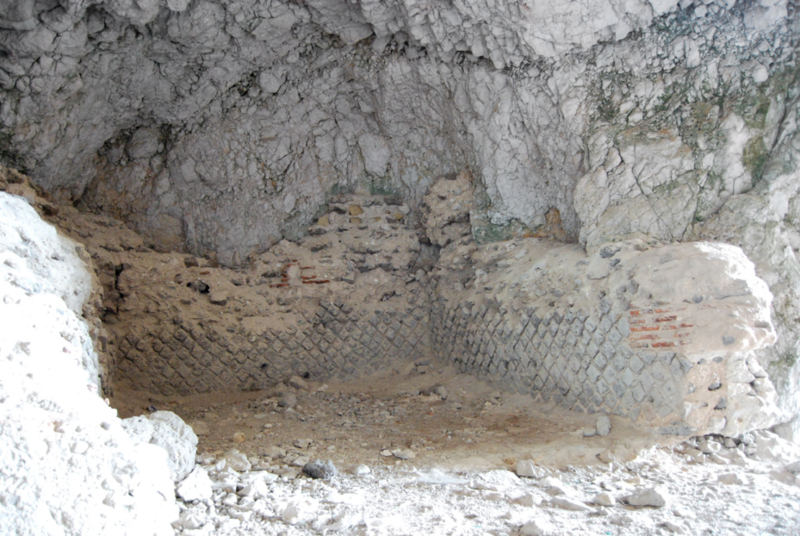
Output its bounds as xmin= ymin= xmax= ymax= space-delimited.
xmin=113 ymin=364 xmax=665 ymax=471
xmin=111 ymin=364 xmax=800 ymax=536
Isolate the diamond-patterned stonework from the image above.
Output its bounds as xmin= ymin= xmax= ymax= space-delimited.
xmin=429 ymin=297 xmax=685 ymax=420
xmin=115 ymin=303 xmax=430 ymax=396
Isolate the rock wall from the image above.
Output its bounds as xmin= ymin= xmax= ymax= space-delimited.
xmin=0 ymin=1 xmax=794 ymax=261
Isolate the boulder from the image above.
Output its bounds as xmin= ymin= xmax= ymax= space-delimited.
xmin=122 ymin=411 xmax=198 ymax=482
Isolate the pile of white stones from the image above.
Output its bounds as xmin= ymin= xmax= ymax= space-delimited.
xmin=171 ymin=430 xmax=800 ymax=535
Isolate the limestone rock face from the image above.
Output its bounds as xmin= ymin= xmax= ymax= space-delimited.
xmin=0 ymin=0 xmax=792 ymax=264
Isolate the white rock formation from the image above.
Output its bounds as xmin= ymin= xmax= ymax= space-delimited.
xmin=176 ymin=466 xmax=214 ymax=502
xmin=0 ymin=192 xmax=178 ymax=535
xmin=122 ymin=410 xmax=199 ymax=482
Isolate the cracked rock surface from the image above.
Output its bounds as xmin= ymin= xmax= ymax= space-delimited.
xmin=2 ymin=4 xmax=798 ymax=436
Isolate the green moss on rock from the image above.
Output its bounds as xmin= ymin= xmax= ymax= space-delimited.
xmin=742 ymin=136 xmax=769 ymax=185
xmin=367 ymin=175 xmax=398 ymax=197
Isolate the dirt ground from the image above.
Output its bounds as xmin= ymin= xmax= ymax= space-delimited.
xmin=112 ymin=361 xmax=667 ymax=473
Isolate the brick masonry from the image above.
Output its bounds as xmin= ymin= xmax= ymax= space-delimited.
xmin=426 ymin=235 xmax=780 ymax=434
xmin=628 ymin=303 xmax=694 ymax=349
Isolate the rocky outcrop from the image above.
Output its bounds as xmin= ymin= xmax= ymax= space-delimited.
xmin=0 ymin=190 xmax=178 ymax=536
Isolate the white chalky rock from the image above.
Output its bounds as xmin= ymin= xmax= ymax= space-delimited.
xmin=0 ymin=193 xmax=177 ymax=535
xmin=626 ymin=487 xmax=668 ymax=508
xmin=513 ymin=493 xmax=537 ymax=507
xmin=480 ymin=469 xmax=522 ymax=488
xmin=593 ymin=492 xmax=614 ymax=506
xmin=516 ymin=459 xmax=547 ymax=478
xmin=176 ymin=510 xmax=208 ymax=530
xmin=224 ymin=449 xmax=252 ymax=472
xmin=177 ymin=466 xmax=213 ymax=502
xmin=538 ymin=476 xmax=569 ymax=496
xmin=0 ymin=193 xmax=94 ymax=318
xmin=520 ymin=518 xmax=557 ymax=536
xmin=596 ymin=416 xmax=612 ymax=436
xmin=353 ymin=464 xmax=371 ymax=476
xmin=718 ymin=473 xmax=745 ymax=485
xmin=281 ymin=497 xmax=319 ymax=525
xmin=238 ymin=478 xmax=270 ymax=499
xmin=122 ymin=410 xmax=198 ymax=482
xmin=550 ymin=496 xmax=592 ymax=511
xmin=660 ymin=521 xmax=684 ymax=534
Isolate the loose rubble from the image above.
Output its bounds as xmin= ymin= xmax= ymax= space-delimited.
xmin=169 ymin=424 xmax=800 ymax=535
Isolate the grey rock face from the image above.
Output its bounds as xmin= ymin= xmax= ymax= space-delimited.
xmin=126 ymin=127 xmax=162 ymax=161
xmin=0 ymin=0 xmax=790 ymax=265
xmin=302 ymin=459 xmax=337 ymax=480
xmin=0 ymin=0 xmax=36 ymax=30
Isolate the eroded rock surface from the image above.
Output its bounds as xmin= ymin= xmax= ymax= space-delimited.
xmin=0 ymin=190 xmax=178 ymax=536
xmin=0 ymin=0 xmax=793 ymax=263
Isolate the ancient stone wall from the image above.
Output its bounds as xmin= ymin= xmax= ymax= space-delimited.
xmin=115 ymin=302 xmax=430 ymax=396
xmin=430 ymin=240 xmax=780 ymax=436
xmin=52 ymin=192 xmax=432 ymax=395
xmin=9 ymin=163 xmax=785 ymax=438
xmin=424 ymin=176 xmax=781 ymax=436
xmin=1 ymin=0 xmax=798 ymax=437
